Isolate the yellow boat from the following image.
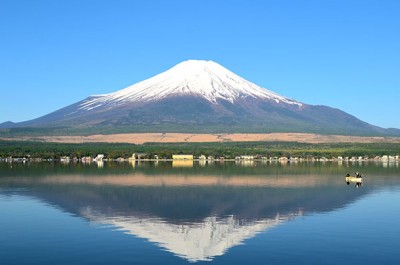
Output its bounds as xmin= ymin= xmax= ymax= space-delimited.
xmin=345 ymin=176 xmax=363 ymax=183
xmin=345 ymin=173 xmax=363 ymax=187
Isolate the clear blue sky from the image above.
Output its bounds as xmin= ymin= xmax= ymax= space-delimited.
xmin=1 ymin=0 xmax=399 ymax=128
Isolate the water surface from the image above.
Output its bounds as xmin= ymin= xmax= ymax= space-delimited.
xmin=1 ymin=161 xmax=399 ymax=264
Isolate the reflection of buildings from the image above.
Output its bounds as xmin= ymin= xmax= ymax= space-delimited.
xmin=235 ymin=160 xmax=254 ymax=167
xmin=172 ymin=160 xmax=193 ymax=167
xmin=82 ymin=208 xmax=302 ymax=262
xmin=129 ymin=160 xmax=136 ymax=168
xmin=199 ymin=160 xmax=207 ymax=167
xmin=95 ymin=161 xmax=104 ymax=168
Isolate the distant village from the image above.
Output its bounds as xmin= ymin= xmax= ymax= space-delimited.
xmin=1 ymin=153 xmax=399 ymax=164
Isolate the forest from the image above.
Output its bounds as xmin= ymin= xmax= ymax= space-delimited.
xmin=1 ymin=140 xmax=399 ymax=160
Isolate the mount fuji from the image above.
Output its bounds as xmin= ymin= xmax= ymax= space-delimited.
xmin=1 ymin=60 xmax=398 ymax=135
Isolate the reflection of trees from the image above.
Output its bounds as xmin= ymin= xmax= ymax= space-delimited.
xmin=2 ymin=161 xmax=399 ymax=179
xmin=0 ymin=176 xmax=368 ymax=223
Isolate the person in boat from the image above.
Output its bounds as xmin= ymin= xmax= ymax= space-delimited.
xmin=355 ymin=172 xmax=362 ymax=178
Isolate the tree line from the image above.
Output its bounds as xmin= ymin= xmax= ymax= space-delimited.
xmin=1 ymin=140 xmax=399 ymax=160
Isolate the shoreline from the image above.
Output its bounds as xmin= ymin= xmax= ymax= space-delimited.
xmin=2 ymin=156 xmax=399 ymax=164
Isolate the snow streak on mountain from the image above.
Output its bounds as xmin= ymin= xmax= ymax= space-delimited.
xmin=79 ymin=60 xmax=302 ymax=111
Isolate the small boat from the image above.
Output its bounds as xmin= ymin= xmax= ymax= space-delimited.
xmin=345 ymin=173 xmax=363 ymax=186
xmin=345 ymin=176 xmax=363 ymax=183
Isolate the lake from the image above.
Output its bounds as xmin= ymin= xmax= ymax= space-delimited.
xmin=1 ymin=161 xmax=399 ymax=264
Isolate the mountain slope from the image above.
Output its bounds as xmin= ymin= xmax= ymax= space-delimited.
xmin=1 ymin=60 xmax=399 ymax=136
xmin=80 ymin=60 xmax=302 ymax=108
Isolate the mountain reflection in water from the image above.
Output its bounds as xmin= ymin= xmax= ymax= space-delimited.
xmin=1 ymin=162 xmax=399 ymax=262
xmin=83 ymin=209 xmax=301 ymax=262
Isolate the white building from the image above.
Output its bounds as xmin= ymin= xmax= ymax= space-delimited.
xmin=94 ymin=154 xmax=104 ymax=161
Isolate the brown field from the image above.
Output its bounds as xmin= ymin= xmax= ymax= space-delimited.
xmin=2 ymin=133 xmax=400 ymax=144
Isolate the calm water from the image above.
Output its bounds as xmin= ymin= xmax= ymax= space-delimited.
xmin=1 ymin=161 xmax=399 ymax=264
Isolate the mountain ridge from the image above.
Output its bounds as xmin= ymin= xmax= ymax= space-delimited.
xmin=79 ymin=60 xmax=302 ymax=107
xmin=1 ymin=60 xmax=399 ymax=136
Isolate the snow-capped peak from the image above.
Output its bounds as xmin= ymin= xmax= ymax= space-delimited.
xmin=79 ymin=60 xmax=301 ymax=111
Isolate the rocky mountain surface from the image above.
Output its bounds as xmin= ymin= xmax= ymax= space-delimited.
xmin=1 ymin=60 xmax=398 ymax=136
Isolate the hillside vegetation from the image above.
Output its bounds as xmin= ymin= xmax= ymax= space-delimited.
xmin=1 ymin=140 xmax=399 ymax=159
